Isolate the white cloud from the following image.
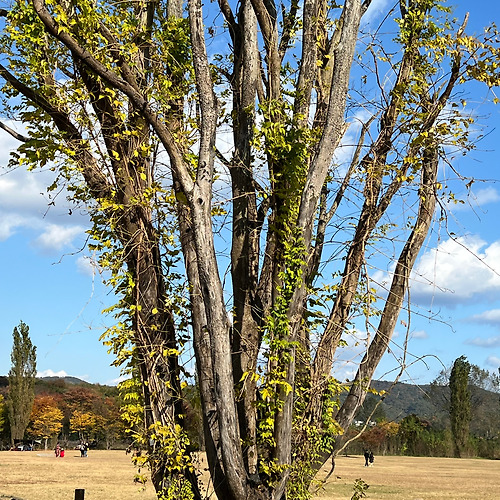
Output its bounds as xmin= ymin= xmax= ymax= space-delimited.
xmin=409 ymin=235 xmax=500 ymax=305
xmin=76 ymin=255 xmax=101 ymax=276
xmin=326 ymin=328 xmax=370 ymax=382
xmin=0 ymin=129 xmax=90 ymax=251
xmin=107 ymin=374 xmax=131 ymax=386
xmin=37 ymin=369 xmax=68 ymax=378
xmin=0 ymin=171 xmax=50 ymax=213
xmin=412 ymin=330 xmax=428 ymax=339
xmin=446 ymin=187 xmax=500 ymax=213
xmin=0 ymin=212 xmax=27 ymax=240
xmin=331 ymin=364 xmax=358 ymax=383
xmin=37 ymin=369 xmax=92 ymax=382
xmin=34 ymin=223 xmax=85 ymax=252
xmin=469 ymin=309 xmax=500 ymax=326
xmin=486 ymin=356 xmax=500 ymax=368
xmin=333 ymin=109 xmax=373 ymax=168
xmin=465 ymin=335 xmax=500 ymax=348
xmin=471 ymin=187 xmax=500 ymax=206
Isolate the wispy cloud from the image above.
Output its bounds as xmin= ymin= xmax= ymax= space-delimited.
xmin=107 ymin=374 xmax=131 ymax=386
xmin=362 ymin=0 xmax=393 ymax=27
xmin=34 ymin=224 xmax=85 ymax=252
xmin=446 ymin=187 xmax=500 ymax=213
xmin=0 ymin=212 xmax=27 ymax=241
xmin=0 ymin=129 xmax=90 ymax=252
xmin=76 ymin=255 xmax=102 ymax=277
xmin=333 ymin=109 xmax=374 ymax=169
xmin=470 ymin=187 xmax=500 ymax=206
xmin=412 ymin=330 xmax=429 ymax=340
xmin=465 ymin=336 xmax=500 ymax=348
xmin=468 ymin=309 xmax=500 ymax=326
xmin=37 ymin=369 xmax=68 ymax=378
xmin=486 ymin=356 xmax=500 ymax=368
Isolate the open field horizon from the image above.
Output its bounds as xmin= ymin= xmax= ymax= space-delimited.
xmin=0 ymin=450 xmax=499 ymax=499
xmin=315 ymin=454 xmax=500 ymax=499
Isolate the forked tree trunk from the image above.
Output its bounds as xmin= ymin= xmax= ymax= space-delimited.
xmin=2 ymin=0 xmax=482 ymax=498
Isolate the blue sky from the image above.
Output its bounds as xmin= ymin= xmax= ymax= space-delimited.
xmin=1 ymin=0 xmax=500 ymax=387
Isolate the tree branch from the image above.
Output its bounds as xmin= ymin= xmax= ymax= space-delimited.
xmin=31 ymin=0 xmax=192 ymax=196
xmin=0 ymin=63 xmax=111 ymax=199
xmin=217 ymin=0 xmax=239 ymax=44
xmin=279 ymin=0 xmax=300 ymax=59
xmin=307 ymin=115 xmax=376 ymax=283
xmin=297 ymin=0 xmax=363 ymax=248
xmin=0 ymin=120 xmax=29 ymax=142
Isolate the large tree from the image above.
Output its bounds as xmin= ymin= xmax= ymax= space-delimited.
xmin=0 ymin=395 xmax=7 ymax=441
xmin=0 ymin=0 xmax=498 ymax=498
xmin=27 ymin=395 xmax=64 ymax=450
xmin=449 ymin=355 xmax=471 ymax=458
xmin=6 ymin=321 xmax=37 ymax=446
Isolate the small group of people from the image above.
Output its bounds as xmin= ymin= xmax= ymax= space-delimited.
xmin=54 ymin=443 xmax=65 ymax=458
xmin=79 ymin=441 xmax=89 ymax=457
xmin=363 ymin=449 xmax=374 ymax=467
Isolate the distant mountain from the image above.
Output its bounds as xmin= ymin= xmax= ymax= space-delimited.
xmin=38 ymin=376 xmax=90 ymax=385
xmin=370 ymin=380 xmax=447 ymax=422
xmin=0 ymin=375 xmax=90 ymax=387
xmin=355 ymin=379 xmax=500 ymax=437
xmin=0 ymin=375 xmax=117 ymax=398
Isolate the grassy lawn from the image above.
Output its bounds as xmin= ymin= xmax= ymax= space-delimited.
xmin=314 ymin=454 xmax=500 ymax=499
xmin=1 ymin=450 xmax=499 ymax=499
xmin=0 ymin=449 xmax=157 ymax=500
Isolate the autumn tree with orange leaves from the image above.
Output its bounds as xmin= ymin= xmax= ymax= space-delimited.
xmin=27 ymin=395 xmax=64 ymax=450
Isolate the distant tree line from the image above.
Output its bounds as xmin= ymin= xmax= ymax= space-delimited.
xmin=345 ymin=356 xmax=500 ymax=460
xmin=0 ymin=322 xmax=202 ymax=451
xmin=0 ymin=373 xmax=129 ymax=450
xmin=0 ymin=322 xmax=128 ymax=449
xmin=2 ymin=327 xmax=498 ymax=462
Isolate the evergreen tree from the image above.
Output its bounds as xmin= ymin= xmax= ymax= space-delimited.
xmin=449 ymin=355 xmax=471 ymax=458
xmin=0 ymin=395 xmax=7 ymax=440
xmin=7 ymin=321 xmax=37 ymax=445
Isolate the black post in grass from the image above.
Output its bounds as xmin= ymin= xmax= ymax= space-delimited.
xmin=75 ymin=489 xmax=85 ymax=500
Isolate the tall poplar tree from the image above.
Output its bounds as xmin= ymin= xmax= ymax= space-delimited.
xmin=7 ymin=321 xmax=37 ymax=446
xmin=449 ymin=355 xmax=471 ymax=458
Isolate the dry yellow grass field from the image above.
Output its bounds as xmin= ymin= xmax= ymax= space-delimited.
xmin=0 ymin=450 xmax=499 ymax=499
xmin=314 ymin=454 xmax=500 ymax=500
xmin=0 ymin=449 xmax=157 ymax=500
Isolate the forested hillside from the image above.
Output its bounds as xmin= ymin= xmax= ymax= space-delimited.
xmin=355 ymin=380 xmax=500 ymax=437
xmin=1 ymin=375 xmax=498 ymax=457
xmin=0 ymin=375 xmax=124 ymax=449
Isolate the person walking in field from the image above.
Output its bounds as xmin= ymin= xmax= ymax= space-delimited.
xmin=369 ymin=451 xmax=375 ymax=466
xmin=364 ymin=450 xmax=370 ymax=467
xmin=55 ymin=443 xmax=61 ymax=458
